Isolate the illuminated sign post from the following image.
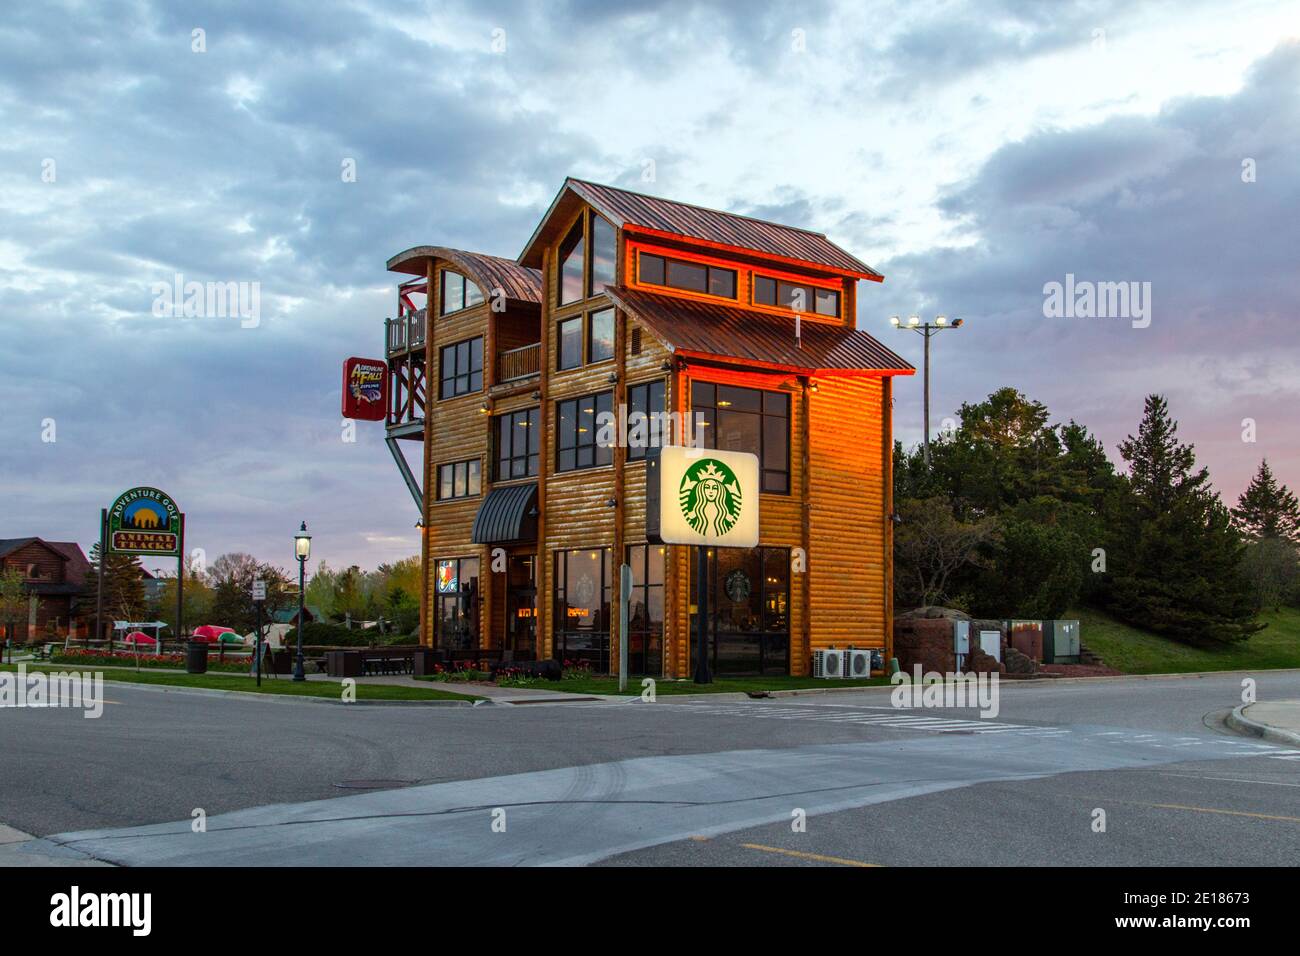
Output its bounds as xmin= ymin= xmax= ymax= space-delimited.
xmin=647 ymin=446 xmax=760 ymax=683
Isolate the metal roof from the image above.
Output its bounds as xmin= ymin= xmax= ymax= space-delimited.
xmin=606 ymin=287 xmax=914 ymax=375
xmin=386 ymin=246 xmax=542 ymax=305
xmin=471 ymin=482 xmax=539 ymax=544
xmin=519 ymin=178 xmax=883 ymax=279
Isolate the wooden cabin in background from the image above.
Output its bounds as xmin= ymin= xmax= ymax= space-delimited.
xmin=380 ymin=178 xmax=912 ymax=678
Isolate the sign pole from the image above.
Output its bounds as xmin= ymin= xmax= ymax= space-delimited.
xmin=95 ymin=509 xmax=107 ymax=646
xmin=253 ymin=578 xmax=266 ymax=687
xmin=176 ymin=514 xmax=186 ymax=651
xmin=694 ymin=544 xmax=712 ymax=684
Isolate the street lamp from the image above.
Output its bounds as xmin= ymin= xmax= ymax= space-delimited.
xmin=889 ymin=314 xmax=965 ymax=467
xmin=292 ymin=521 xmax=312 ymax=682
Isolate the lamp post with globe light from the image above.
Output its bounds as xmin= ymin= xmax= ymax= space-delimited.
xmin=292 ymin=522 xmax=312 ymax=682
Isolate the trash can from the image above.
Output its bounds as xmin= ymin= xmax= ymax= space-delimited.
xmin=186 ymin=641 xmax=209 ymax=675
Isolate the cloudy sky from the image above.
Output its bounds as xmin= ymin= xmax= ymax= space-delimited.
xmin=2 ymin=0 xmax=1298 ymax=574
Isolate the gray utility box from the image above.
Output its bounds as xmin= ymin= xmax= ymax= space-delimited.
xmin=1042 ymin=620 xmax=1081 ymax=664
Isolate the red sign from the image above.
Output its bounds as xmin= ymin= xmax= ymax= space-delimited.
xmin=342 ymin=357 xmax=388 ymax=421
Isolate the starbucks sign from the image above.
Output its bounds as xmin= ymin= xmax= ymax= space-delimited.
xmin=647 ymin=446 xmax=759 ymax=547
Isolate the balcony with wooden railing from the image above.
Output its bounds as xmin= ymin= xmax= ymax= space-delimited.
xmin=496 ymin=342 xmax=541 ymax=383
xmin=385 ymin=310 xmax=427 ymax=355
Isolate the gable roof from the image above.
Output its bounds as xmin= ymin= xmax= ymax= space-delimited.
xmin=387 ymin=246 xmax=542 ymax=305
xmin=519 ymin=178 xmax=883 ymax=280
xmin=46 ymin=542 xmax=93 ymax=586
xmin=606 ymin=287 xmax=913 ymax=376
xmin=0 ymin=537 xmax=40 ymax=559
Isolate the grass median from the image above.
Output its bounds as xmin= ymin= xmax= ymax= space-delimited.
xmin=0 ymin=662 xmax=482 ymax=702
xmin=1072 ymin=606 xmax=1300 ymax=674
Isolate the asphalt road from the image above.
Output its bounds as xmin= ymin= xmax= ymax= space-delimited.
xmin=2 ymin=672 xmax=1298 ymax=865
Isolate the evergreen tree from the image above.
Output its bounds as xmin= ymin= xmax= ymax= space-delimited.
xmin=1102 ymin=395 xmax=1261 ymax=644
xmin=82 ymin=544 xmax=147 ymax=637
xmin=1232 ymin=459 xmax=1300 ymax=544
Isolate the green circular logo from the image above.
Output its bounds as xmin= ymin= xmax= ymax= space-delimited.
xmin=678 ymin=458 xmax=743 ymax=537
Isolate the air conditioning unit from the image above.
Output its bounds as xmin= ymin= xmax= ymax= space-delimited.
xmin=812 ymin=649 xmax=846 ymax=679
xmin=845 ymin=648 xmax=873 ymax=679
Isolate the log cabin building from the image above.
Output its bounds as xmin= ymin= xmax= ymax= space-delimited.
xmin=380 ymin=178 xmax=912 ymax=678
xmin=0 ymin=537 xmax=93 ymax=642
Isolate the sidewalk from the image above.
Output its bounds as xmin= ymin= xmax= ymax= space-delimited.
xmin=1227 ymin=699 xmax=1300 ymax=746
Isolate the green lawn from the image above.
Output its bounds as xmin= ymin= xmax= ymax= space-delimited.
xmin=1072 ymin=606 xmax=1300 ymax=674
xmin=419 ymin=673 xmax=892 ymax=696
xmin=0 ymin=663 xmax=481 ymax=702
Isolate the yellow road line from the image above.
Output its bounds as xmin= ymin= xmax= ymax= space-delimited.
xmin=739 ymin=843 xmax=882 ymax=867
xmin=1151 ymin=803 xmax=1300 ymax=823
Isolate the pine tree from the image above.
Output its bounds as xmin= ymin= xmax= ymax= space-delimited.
xmin=1232 ymin=459 xmax=1300 ymax=544
xmin=82 ymin=544 xmax=147 ymax=637
xmin=1103 ymin=395 xmax=1261 ymax=644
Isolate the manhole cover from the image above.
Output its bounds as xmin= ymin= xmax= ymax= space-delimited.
xmin=332 ymin=779 xmax=419 ymax=790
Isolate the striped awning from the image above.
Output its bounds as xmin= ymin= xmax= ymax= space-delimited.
xmin=471 ymin=482 xmax=539 ymax=544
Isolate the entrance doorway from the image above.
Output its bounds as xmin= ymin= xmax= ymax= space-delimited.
xmin=505 ymin=555 xmax=536 ymax=659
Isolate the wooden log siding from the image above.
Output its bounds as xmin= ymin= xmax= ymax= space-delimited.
xmin=420 ymin=259 xmax=435 ymax=647
xmin=807 ymin=376 xmax=888 ymax=652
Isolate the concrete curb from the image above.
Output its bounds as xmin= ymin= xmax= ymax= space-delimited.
xmin=92 ymin=677 xmax=481 ymax=707
xmin=1225 ymin=703 xmax=1300 ymax=747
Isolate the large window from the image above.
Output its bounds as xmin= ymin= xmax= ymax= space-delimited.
xmin=556 ymin=390 xmax=614 ymax=472
xmin=559 ymin=219 xmax=585 ymax=306
xmin=753 ymin=274 xmax=839 ymax=317
xmin=626 ymin=379 xmax=666 ymax=460
xmin=440 ymin=337 xmax=483 ymax=399
xmin=553 ymin=548 xmax=612 ymax=670
xmin=638 ymin=251 xmax=736 ymax=299
xmin=557 ymin=316 xmax=583 ymax=370
xmin=495 ymin=407 xmax=540 ymax=480
xmin=437 ymin=459 xmax=481 ymax=501
xmin=557 ymin=307 xmax=615 ymax=371
xmin=690 ymin=547 xmax=789 ymax=676
xmin=587 ymin=307 xmax=615 ymax=363
xmin=626 ymin=544 xmax=665 ymax=675
xmin=440 ymin=270 xmax=484 ymax=315
xmin=589 ymin=214 xmax=616 ymax=296
xmin=435 ymin=557 xmax=480 ymax=654
xmin=692 ymin=382 xmax=790 ymax=494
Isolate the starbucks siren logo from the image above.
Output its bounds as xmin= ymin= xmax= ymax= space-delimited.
xmin=679 ymin=458 xmax=743 ymax=537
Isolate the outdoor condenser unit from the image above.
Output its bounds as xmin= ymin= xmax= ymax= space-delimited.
xmin=845 ymin=648 xmax=873 ymax=679
xmin=1042 ymin=620 xmax=1081 ymax=664
xmin=813 ymin=649 xmax=846 ymax=679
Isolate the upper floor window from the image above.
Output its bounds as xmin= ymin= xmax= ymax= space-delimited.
xmin=495 ymin=407 xmax=540 ymax=480
xmin=753 ymin=275 xmax=839 ymax=318
xmin=557 ymin=307 xmax=615 ymax=371
xmin=441 ymin=270 xmax=484 ymax=315
xmin=440 ymin=337 xmax=483 ymax=399
xmin=692 ymin=382 xmax=790 ymax=494
xmin=559 ymin=219 xmax=585 ymax=306
xmin=437 ymin=459 xmax=482 ymax=500
xmin=627 ymin=379 xmax=666 ymax=461
xmin=589 ymin=214 xmax=616 ymax=296
xmin=556 ymin=390 xmax=614 ymax=472
xmin=638 ymin=252 xmax=736 ymax=299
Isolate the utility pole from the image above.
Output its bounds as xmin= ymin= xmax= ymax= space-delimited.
xmin=890 ymin=315 xmax=965 ymax=467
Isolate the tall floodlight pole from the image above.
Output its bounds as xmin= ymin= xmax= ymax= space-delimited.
xmin=890 ymin=315 xmax=965 ymax=467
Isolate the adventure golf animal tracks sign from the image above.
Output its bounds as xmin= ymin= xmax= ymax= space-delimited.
xmin=108 ymin=487 xmax=182 ymax=556
xmin=648 ymin=446 xmax=759 ymax=548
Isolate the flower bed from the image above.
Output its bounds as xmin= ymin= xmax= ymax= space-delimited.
xmin=51 ymin=648 xmax=253 ymax=673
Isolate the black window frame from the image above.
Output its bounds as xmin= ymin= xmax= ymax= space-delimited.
xmin=588 ymin=213 xmax=616 ymax=298
xmin=440 ymin=269 xmax=483 ymax=315
xmin=626 ymin=378 xmax=667 ymax=461
xmin=690 ymin=546 xmax=791 ymax=676
xmin=556 ymin=389 xmax=614 ymax=473
xmin=625 ymin=543 xmax=666 ymax=676
xmin=752 ymin=272 xmax=840 ymax=318
xmin=558 ymin=218 xmax=586 ymax=307
xmin=437 ymin=458 xmax=482 ymax=501
xmin=494 ymin=407 xmax=540 ymax=480
xmin=439 ymin=336 xmax=484 ymax=399
xmin=692 ymin=381 xmax=791 ymax=494
xmin=553 ymin=547 xmax=612 ymax=671
xmin=435 ymin=556 xmax=480 ymax=653
xmin=637 ymin=251 xmax=737 ymax=300
xmin=557 ymin=316 xmax=583 ymax=371
xmin=587 ymin=307 xmax=615 ymax=365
